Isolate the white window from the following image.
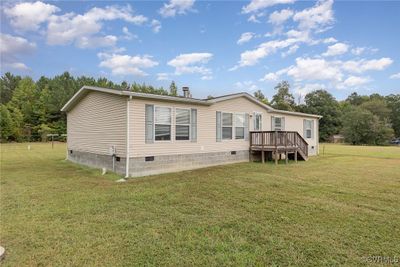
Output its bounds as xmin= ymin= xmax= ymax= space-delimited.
xmin=254 ymin=113 xmax=262 ymax=131
xmin=235 ymin=114 xmax=245 ymax=139
xmin=273 ymin=117 xmax=284 ymax=131
xmin=305 ymin=119 xmax=313 ymax=139
xmin=176 ymin=108 xmax=190 ymax=140
xmin=155 ymin=107 xmax=171 ymax=141
xmin=222 ymin=113 xmax=233 ymax=139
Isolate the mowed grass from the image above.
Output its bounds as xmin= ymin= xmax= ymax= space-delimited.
xmin=1 ymin=143 xmax=399 ymax=266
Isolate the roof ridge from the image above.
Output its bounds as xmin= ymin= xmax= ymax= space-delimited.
xmin=61 ymin=86 xmax=321 ymax=118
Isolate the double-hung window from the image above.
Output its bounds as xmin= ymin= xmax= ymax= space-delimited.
xmin=235 ymin=114 xmax=245 ymax=139
xmin=304 ymin=119 xmax=313 ymax=139
xmin=273 ymin=117 xmax=284 ymax=131
xmin=222 ymin=113 xmax=233 ymax=139
xmin=254 ymin=113 xmax=262 ymax=131
xmin=176 ymin=108 xmax=190 ymax=140
xmin=155 ymin=107 xmax=171 ymax=141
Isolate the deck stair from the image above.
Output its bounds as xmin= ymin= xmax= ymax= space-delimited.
xmin=249 ymin=131 xmax=308 ymax=164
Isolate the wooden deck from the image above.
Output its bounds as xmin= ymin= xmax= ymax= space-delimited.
xmin=249 ymin=131 xmax=308 ymax=164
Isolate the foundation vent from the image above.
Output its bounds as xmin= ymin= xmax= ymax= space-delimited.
xmin=145 ymin=156 xmax=155 ymax=162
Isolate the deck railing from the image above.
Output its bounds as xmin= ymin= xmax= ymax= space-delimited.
xmin=249 ymin=131 xmax=308 ymax=157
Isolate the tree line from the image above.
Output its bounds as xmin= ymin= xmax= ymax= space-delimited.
xmin=0 ymin=72 xmax=178 ymax=141
xmin=253 ymin=81 xmax=399 ymax=145
xmin=1 ymin=72 xmax=399 ymax=145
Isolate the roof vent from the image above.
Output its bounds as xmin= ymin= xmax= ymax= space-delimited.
xmin=182 ymin=87 xmax=191 ymax=98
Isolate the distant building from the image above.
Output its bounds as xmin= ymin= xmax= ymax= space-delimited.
xmin=330 ymin=134 xmax=345 ymax=143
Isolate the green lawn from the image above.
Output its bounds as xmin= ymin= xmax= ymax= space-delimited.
xmin=1 ymin=143 xmax=399 ymax=266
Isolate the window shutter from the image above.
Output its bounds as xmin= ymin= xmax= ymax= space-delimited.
xmin=216 ymin=111 xmax=222 ymax=142
xmin=260 ymin=114 xmax=262 ymax=130
xmin=271 ymin=116 xmax=275 ymax=131
xmin=191 ymin=108 xmax=197 ymax=142
xmin=303 ymin=119 xmax=307 ymax=138
xmin=281 ymin=117 xmax=285 ymax=131
xmin=145 ymin=104 xmax=154 ymax=144
xmin=244 ymin=113 xmax=249 ymax=141
xmin=311 ymin=120 xmax=314 ymax=139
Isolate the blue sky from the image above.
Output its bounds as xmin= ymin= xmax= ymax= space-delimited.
xmin=1 ymin=0 xmax=399 ymax=100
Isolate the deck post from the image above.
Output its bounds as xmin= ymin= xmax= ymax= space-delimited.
xmin=249 ymin=132 xmax=253 ymax=162
xmin=295 ymin=149 xmax=298 ymax=163
xmin=261 ymin=132 xmax=265 ymax=163
xmin=285 ymin=151 xmax=288 ymax=164
xmin=275 ymin=150 xmax=278 ymax=165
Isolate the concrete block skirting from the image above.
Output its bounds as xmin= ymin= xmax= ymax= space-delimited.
xmin=129 ymin=150 xmax=249 ymax=177
xmin=68 ymin=150 xmax=249 ymax=177
xmin=68 ymin=150 xmax=126 ymax=175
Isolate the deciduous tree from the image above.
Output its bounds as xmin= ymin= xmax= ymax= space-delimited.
xmin=303 ymin=90 xmax=341 ymax=141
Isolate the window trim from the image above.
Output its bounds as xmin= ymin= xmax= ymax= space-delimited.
xmin=219 ymin=111 xmax=248 ymax=141
xmin=304 ymin=119 xmax=313 ymax=139
xmin=273 ymin=116 xmax=284 ymax=131
xmin=253 ymin=112 xmax=262 ymax=131
xmin=175 ymin=108 xmax=191 ymax=141
xmin=154 ymin=105 xmax=172 ymax=142
xmin=234 ymin=113 xmax=246 ymax=140
xmin=222 ymin=112 xmax=233 ymax=140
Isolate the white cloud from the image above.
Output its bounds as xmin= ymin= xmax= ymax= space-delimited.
xmin=323 ymin=37 xmax=337 ymax=44
xmin=0 ymin=33 xmax=36 ymax=71
xmin=293 ymin=0 xmax=334 ymax=32
xmin=248 ymin=14 xmax=261 ymax=23
xmin=279 ymin=57 xmax=391 ymax=83
xmin=351 ymin=47 xmax=365 ymax=56
xmin=234 ymin=81 xmax=260 ymax=92
xmin=159 ymin=0 xmax=195 ymax=18
xmin=46 ymin=5 xmax=147 ymax=48
xmin=260 ymin=72 xmax=279 ymax=82
xmin=151 ymin=19 xmax=162 ymax=33
xmin=122 ymin=27 xmax=138 ymax=40
xmin=286 ymin=57 xmax=343 ymax=82
xmin=0 ymin=33 xmax=36 ymax=55
xmin=4 ymin=1 xmax=60 ymax=31
xmin=262 ymin=56 xmax=392 ymax=90
xmin=231 ymin=38 xmax=300 ymax=69
xmin=201 ymin=75 xmax=213 ymax=80
xmin=76 ymin=35 xmax=118 ymax=49
xmin=294 ymin=83 xmax=325 ymax=95
xmin=281 ymin=44 xmax=299 ymax=57
xmin=242 ymin=0 xmax=295 ymax=14
xmin=390 ymin=73 xmax=400 ymax=79
xmin=232 ymin=21 xmax=328 ymax=70
xmin=5 ymin=62 xmax=30 ymax=71
xmin=157 ymin=73 xmax=170 ymax=80
xmin=351 ymin=47 xmax=378 ymax=56
xmin=168 ymin=52 xmax=213 ymax=75
xmin=322 ymin=42 xmax=349 ymax=57
xmin=237 ymin=32 xmax=255 ymax=45
xmin=285 ymin=29 xmax=312 ymax=42
xmin=98 ymin=52 xmax=158 ymax=76
xmin=338 ymin=76 xmax=371 ymax=88
xmin=268 ymin=8 xmax=293 ymax=25
xmin=341 ymin=58 xmax=393 ymax=73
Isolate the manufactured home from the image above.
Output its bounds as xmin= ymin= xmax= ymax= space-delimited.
xmin=61 ymin=86 xmax=322 ymax=177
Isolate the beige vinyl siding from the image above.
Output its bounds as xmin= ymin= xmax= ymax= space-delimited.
xmin=269 ymin=112 xmax=319 ymax=155
xmin=130 ymin=96 xmax=269 ymax=157
xmin=67 ymin=91 xmax=126 ymax=156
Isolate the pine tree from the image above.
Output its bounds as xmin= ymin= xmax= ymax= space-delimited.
xmin=271 ymin=81 xmax=295 ymax=111
xmin=169 ymin=81 xmax=178 ymax=96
